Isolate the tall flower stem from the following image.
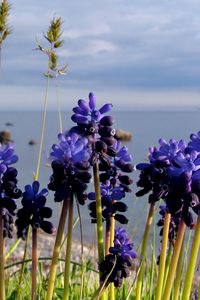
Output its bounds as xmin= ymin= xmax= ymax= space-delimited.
xmin=162 ymin=220 xmax=186 ymax=300
xmin=63 ymin=193 xmax=74 ymax=300
xmin=93 ymin=162 xmax=105 ymax=268
xmin=32 ymin=227 xmax=37 ymax=300
xmin=109 ymin=216 xmax=115 ymax=300
xmin=93 ymin=161 xmax=106 ymax=300
xmin=181 ymin=216 xmax=200 ymax=300
xmin=46 ymin=198 xmax=69 ymax=300
xmin=135 ymin=202 xmax=155 ymax=300
xmin=173 ymin=241 xmax=184 ymax=300
xmin=34 ymin=74 xmax=50 ymax=180
xmin=55 ymin=78 xmax=63 ymax=133
xmin=16 ymin=226 xmax=31 ymax=300
xmin=155 ymin=213 xmax=171 ymax=300
xmin=0 ymin=209 xmax=5 ymax=300
xmin=105 ymin=219 xmax=111 ymax=256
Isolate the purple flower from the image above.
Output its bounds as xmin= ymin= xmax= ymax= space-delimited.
xmin=48 ymin=132 xmax=91 ymax=204
xmin=71 ymin=92 xmax=113 ymax=124
xmin=0 ymin=145 xmax=21 ymax=239
xmin=0 ymin=144 xmax=18 ymax=175
xmin=149 ymin=138 xmax=186 ymax=165
xmin=50 ymin=132 xmax=90 ymax=165
xmin=88 ymin=182 xmax=128 ymax=224
xmin=110 ymin=227 xmax=137 ymax=261
xmin=16 ymin=181 xmax=55 ymax=239
xmin=187 ymin=131 xmax=200 ymax=152
xmin=99 ymin=227 xmax=137 ymax=288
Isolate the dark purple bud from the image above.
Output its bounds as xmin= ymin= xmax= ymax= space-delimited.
xmin=101 ymin=136 xmax=116 ymax=146
xmin=40 ymin=207 xmax=52 ymax=218
xmin=114 ymin=214 xmax=128 ymax=224
xmin=118 ymin=175 xmax=133 ymax=185
xmin=77 ymin=172 xmax=92 ymax=183
xmin=112 ymin=201 xmax=128 ymax=213
xmin=100 ymin=116 xmax=114 ymax=126
xmin=40 ymin=221 xmax=56 ymax=234
xmin=100 ymin=173 xmax=110 ymax=182
xmin=95 ymin=141 xmax=107 ymax=153
xmin=107 ymin=147 xmax=117 ymax=157
xmin=99 ymin=126 xmax=116 ymax=137
xmin=183 ymin=210 xmax=194 ymax=228
xmin=76 ymin=191 xmax=88 ymax=205
xmin=120 ymin=163 xmax=134 ymax=173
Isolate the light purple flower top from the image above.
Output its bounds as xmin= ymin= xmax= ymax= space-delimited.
xmin=0 ymin=144 xmax=18 ymax=175
xmin=71 ymin=92 xmax=113 ymax=124
xmin=110 ymin=227 xmax=137 ymax=260
xmin=50 ymin=132 xmax=90 ymax=165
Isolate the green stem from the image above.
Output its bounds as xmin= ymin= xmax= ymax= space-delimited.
xmin=0 ymin=209 xmax=5 ymax=300
xmin=16 ymin=226 xmax=31 ymax=300
xmin=63 ymin=193 xmax=74 ymax=300
xmin=181 ymin=216 xmax=200 ymax=300
xmin=162 ymin=220 xmax=186 ymax=300
xmin=173 ymin=240 xmax=184 ymax=300
xmin=109 ymin=216 xmax=115 ymax=300
xmin=93 ymin=161 xmax=106 ymax=300
xmin=4 ymin=238 xmax=21 ymax=262
xmin=55 ymin=78 xmax=63 ymax=133
xmin=46 ymin=198 xmax=69 ymax=300
xmin=135 ymin=202 xmax=155 ymax=300
xmin=163 ymin=242 xmax=173 ymax=289
xmin=105 ymin=219 xmax=111 ymax=256
xmin=32 ymin=228 xmax=37 ymax=300
xmin=34 ymin=74 xmax=50 ymax=180
xmin=76 ymin=200 xmax=84 ymax=300
xmin=155 ymin=213 xmax=171 ymax=300
xmin=93 ymin=162 xmax=104 ymax=267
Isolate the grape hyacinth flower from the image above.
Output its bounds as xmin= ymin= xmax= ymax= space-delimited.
xmin=16 ymin=181 xmax=55 ymax=240
xmin=88 ymin=181 xmax=128 ymax=224
xmin=136 ymin=138 xmax=187 ymax=203
xmin=70 ymin=92 xmax=116 ymax=147
xmin=48 ymin=132 xmax=91 ymax=204
xmin=0 ymin=145 xmax=21 ymax=238
xmin=99 ymin=227 xmax=137 ymax=288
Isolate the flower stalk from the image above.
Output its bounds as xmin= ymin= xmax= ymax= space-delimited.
xmin=0 ymin=209 xmax=5 ymax=300
xmin=46 ymin=198 xmax=69 ymax=300
xmin=162 ymin=220 xmax=186 ymax=300
xmin=93 ymin=161 xmax=105 ymax=268
xmin=63 ymin=193 xmax=74 ymax=300
xmin=135 ymin=202 xmax=155 ymax=300
xmin=155 ymin=213 xmax=171 ymax=300
xmin=181 ymin=216 xmax=200 ymax=300
xmin=109 ymin=216 xmax=115 ymax=300
xmin=32 ymin=227 xmax=38 ymax=300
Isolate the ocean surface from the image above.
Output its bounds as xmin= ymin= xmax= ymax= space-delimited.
xmin=1 ymin=110 xmax=200 ymax=244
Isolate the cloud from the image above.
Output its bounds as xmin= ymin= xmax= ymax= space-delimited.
xmin=2 ymin=0 xmax=200 ymax=108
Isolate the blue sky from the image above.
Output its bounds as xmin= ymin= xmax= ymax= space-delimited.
xmin=1 ymin=0 xmax=200 ymax=110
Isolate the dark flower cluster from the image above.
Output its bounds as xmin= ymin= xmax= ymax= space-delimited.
xmin=157 ymin=205 xmax=181 ymax=245
xmin=100 ymin=227 xmax=137 ymax=287
xmin=16 ymin=181 xmax=55 ymax=239
xmin=88 ymin=140 xmax=134 ymax=224
xmin=0 ymin=145 xmax=21 ymax=238
xmin=69 ymin=93 xmax=134 ymax=222
xmin=136 ymin=136 xmax=200 ymax=229
xmin=48 ymin=133 xmax=91 ymax=204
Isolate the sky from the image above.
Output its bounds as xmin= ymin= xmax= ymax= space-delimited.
xmin=1 ymin=0 xmax=200 ymax=110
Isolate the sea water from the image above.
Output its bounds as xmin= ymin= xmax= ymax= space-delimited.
xmin=0 ymin=110 xmax=200 ymax=243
